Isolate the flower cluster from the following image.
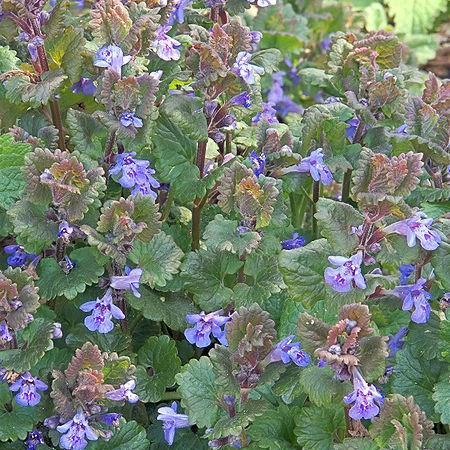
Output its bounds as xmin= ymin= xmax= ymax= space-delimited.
xmin=324 ymin=252 xmax=366 ymax=293
xmin=184 ymin=310 xmax=230 ymax=348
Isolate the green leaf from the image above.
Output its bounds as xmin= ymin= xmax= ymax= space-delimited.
xmin=176 ymin=356 xmax=221 ymax=428
xmin=432 ymin=219 xmax=450 ymax=290
xmin=392 ymin=347 xmax=446 ymax=421
xmin=0 ymin=318 xmax=54 ymax=372
xmin=385 ymin=0 xmax=447 ymax=34
xmin=127 ymin=287 xmax=197 ymax=331
xmin=181 ymin=248 xmax=242 ymax=310
xmin=247 ymin=404 xmax=297 ymax=450
xmin=135 ymin=335 xmax=181 ymax=403
xmin=357 ymin=336 xmax=388 ymax=382
xmin=89 ymin=420 xmax=150 ymax=450
xmin=407 ymin=312 xmax=442 ymax=361
xmin=0 ymin=46 xmax=20 ymax=73
xmin=278 ymin=299 xmax=305 ymax=339
xmin=251 ymin=49 xmax=282 ymax=74
xmin=299 ymin=366 xmax=351 ymax=407
xmin=433 ymin=376 xmax=450 ymax=424
xmin=160 ymin=95 xmax=208 ymax=142
xmin=294 ymin=404 xmax=346 ymax=450
xmin=37 ymin=247 xmax=107 ymax=300
xmin=129 ymin=232 xmax=183 ymax=288
xmin=315 ymin=199 xmax=363 ymax=254
xmin=333 ymin=438 xmax=378 ymax=450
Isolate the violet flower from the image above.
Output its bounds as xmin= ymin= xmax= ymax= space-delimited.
xmin=388 ymin=326 xmax=408 ymax=357
xmin=80 ymin=289 xmax=125 ymax=334
xmin=105 ymin=379 xmax=139 ymax=403
xmin=152 ymin=26 xmax=181 ymax=61
xmin=57 ymin=411 xmax=98 ymax=450
xmin=267 ymin=72 xmax=302 ymax=118
xmin=93 ymin=44 xmax=131 ymax=76
xmin=98 ymin=413 xmax=122 ymax=426
xmin=110 ymin=267 xmax=142 ymax=298
xmin=320 ymin=35 xmax=332 ymax=53
xmin=399 ymin=264 xmax=415 ymax=285
xmin=71 ymin=77 xmax=96 ymax=96
xmin=109 ymin=152 xmax=160 ymax=200
xmin=168 ymin=0 xmax=192 ymax=24
xmin=58 ymin=221 xmax=74 ymax=241
xmin=232 ymin=52 xmax=264 ymax=85
xmin=0 ymin=320 xmax=13 ymax=342
xmin=346 ymin=117 xmax=360 ymax=142
xmin=270 ymin=335 xmax=310 ymax=367
xmin=229 ymin=91 xmax=252 ymax=108
xmin=27 ymin=37 xmax=44 ymax=62
xmin=249 ymin=31 xmax=263 ymax=51
xmin=184 ymin=310 xmax=230 ymax=348
xmin=119 ymin=111 xmax=143 ymax=129
xmin=324 ymin=251 xmax=367 ymax=293
xmin=393 ymin=278 xmax=432 ymax=324
xmin=344 ymin=368 xmax=383 ymax=420
xmin=10 ymin=372 xmax=48 ymax=407
xmin=25 ymin=429 xmax=45 ymax=450
xmin=285 ymin=148 xmax=333 ymax=185
xmin=395 ymin=124 xmax=408 ymax=135
xmin=248 ymin=151 xmax=266 ymax=177
xmin=252 ymin=102 xmax=279 ymax=125
xmin=248 ymin=0 xmax=276 ymax=7
xmin=52 ymin=322 xmax=63 ymax=340
xmin=384 ymin=213 xmax=441 ymax=251
xmin=4 ymin=244 xmax=37 ymax=267
xmin=157 ymin=401 xmax=190 ymax=446
xmin=281 ymin=232 xmax=305 ymax=250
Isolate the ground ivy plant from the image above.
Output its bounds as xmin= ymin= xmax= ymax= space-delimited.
xmin=0 ymin=0 xmax=448 ymax=449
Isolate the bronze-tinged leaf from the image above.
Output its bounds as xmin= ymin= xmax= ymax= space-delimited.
xmin=90 ymin=0 xmax=132 ymax=43
xmin=222 ymin=20 xmax=253 ymax=60
xmin=209 ymin=24 xmax=232 ymax=65
xmin=368 ymin=76 xmax=400 ymax=109
xmin=51 ymin=370 xmax=76 ymax=421
xmin=65 ymin=342 xmax=104 ymax=385
xmin=422 ymin=72 xmax=440 ymax=105
xmin=339 ymin=304 xmax=373 ymax=337
xmin=297 ymin=312 xmax=331 ymax=354
xmin=72 ymin=369 xmax=113 ymax=405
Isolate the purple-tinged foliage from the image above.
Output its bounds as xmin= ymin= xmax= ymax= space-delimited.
xmin=384 ymin=213 xmax=441 ymax=251
xmin=157 ymin=402 xmax=190 ymax=446
xmin=324 ymin=252 xmax=366 ymax=293
xmin=10 ymin=372 xmax=48 ymax=407
xmin=57 ymin=411 xmax=98 ymax=450
xmin=270 ymin=335 xmax=310 ymax=367
xmin=80 ymin=289 xmax=125 ymax=333
xmin=281 ymin=232 xmax=305 ymax=250
xmin=184 ymin=310 xmax=230 ymax=348
xmin=105 ymin=380 xmax=139 ymax=404
xmin=393 ymin=278 xmax=432 ymax=324
xmin=344 ymin=368 xmax=383 ymax=420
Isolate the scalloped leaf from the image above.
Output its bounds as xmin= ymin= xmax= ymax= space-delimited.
xmin=175 ymin=356 xmax=221 ymax=428
xmin=129 ymin=232 xmax=183 ymax=288
xmin=433 ymin=377 xmax=450 ymax=425
xmin=89 ymin=420 xmax=150 ymax=450
xmin=37 ymin=247 xmax=107 ymax=300
xmin=135 ymin=335 xmax=181 ymax=403
xmin=90 ymin=0 xmax=132 ymax=43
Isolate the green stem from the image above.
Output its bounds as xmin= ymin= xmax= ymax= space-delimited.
xmin=341 ymin=169 xmax=352 ymax=203
xmin=161 ymin=187 xmax=175 ymax=221
xmin=312 ymin=181 xmax=320 ymax=238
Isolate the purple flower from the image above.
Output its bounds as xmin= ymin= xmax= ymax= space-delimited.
xmin=27 ymin=37 xmax=44 ymax=62
xmin=324 ymin=252 xmax=367 ymax=293
xmin=119 ymin=111 xmax=143 ymax=129
xmin=80 ymin=289 xmax=125 ymax=334
xmin=232 ymin=52 xmax=264 ymax=85
xmin=393 ymin=278 xmax=431 ymax=324
xmin=57 ymin=411 xmax=98 ymax=450
xmin=249 ymin=31 xmax=262 ymax=51
xmin=236 ymin=225 xmax=251 ymax=235
xmin=395 ymin=124 xmax=408 ymax=134
xmin=93 ymin=44 xmax=131 ymax=76
xmin=25 ymin=429 xmax=44 ymax=450
xmin=270 ymin=335 xmax=310 ymax=367
xmin=252 ymin=102 xmax=279 ymax=125
xmin=388 ymin=326 xmax=408 ymax=357
xmin=110 ymin=267 xmax=142 ymax=298
xmin=320 ymin=36 xmax=332 ymax=53
xmin=109 ymin=152 xmax=160 ymax=200
xmin=58 ymin=221 xmax=74 ymax=241
xmin=105 ymin=379 xmax=139 ymax=403
xmin=281 ymin=232 xmax=305 ymax=250
xmin=384 ymin=213 xmax=441 ymax=251
xmin=10 ymin=372 xmax=48 ymax=407
xmin=4 ymin=244 xmax=36 ymax=267
xmin=229 ymin=91 xmax=252 ymax=108
xmin=157 ymin=402 xmax=190 ymax=446
xmin=51 ymin=322 xmax=63 ymax=339
xmin=152 ymin=26 xmax=181 ymax=61
xmin=98 ymin=413 xmax=122 ymax=426
xmin=344 ymin=368 xmax=383 ymax=420
xmin=248 ymin=151 xmax=266 ymax=177
xmin=168 ymin=0 xmax=192 ymax=24
xmin=71 ymin=77 xmax=96 ymax=96
xmin=286 ymin=148 xmax=333 ymax=185
xmin=399 ymin=264 xmax=415 ymax=285
xmin=184 ymin=310 xmax=230 ymax=348
xmin=346 ymin=117 xmax=360 ymax=142
xmin=0 ymin=320 xmax=13 ymax=342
